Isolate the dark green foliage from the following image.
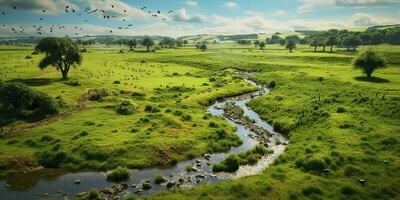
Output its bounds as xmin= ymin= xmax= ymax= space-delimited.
xmin=142 ymin=37 xmax=154 ymax=52
xmin=180 ymin=114 xmax=192 ymax=121
xmin=87 ymin=188 xmax=100 ymax=200
xmin=336 ymin=106 xmax=346 ymax=113
xmin=107 ymin=167 xmax=130 ymax=182
xmin=341 ymin=35 xmax=362 ymax=51
xmin=354 ymin=50 xmax=386 ymax=78
xmin=344 ymin=165 xmax=365 ymax=176
xmin=116 ymin=101 xmax=135 ymax=115
xmin=0 ymin=82 xmax=58 ymax=123
xmin=340 ymin=184 xmax=359 ymax=196
xmin=154 ymin=174 xmax=166 ymax=184
xmin=295 ymin=157 xmax=327 ymax=173
xmin=268 ymin=80 xmax=276 ymax=89
xmin=89 ymin=88 xmax=112 ymax=101
xmin=35 ymin=37 xmax=82 ymax=79
xmin=302 ymin=186 xmax=323 ymax=196
xmin=37 ymin=151 xmax=67 ymax=168
xmin=212 ymin=145 xmax=270 ymax=172
xmin=64 ymin=78 xmax=82 ymax=86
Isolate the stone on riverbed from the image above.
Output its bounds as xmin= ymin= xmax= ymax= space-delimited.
xmin=74 ymin=179 xmax=81 ymax=184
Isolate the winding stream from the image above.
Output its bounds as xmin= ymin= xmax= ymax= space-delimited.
xmin=0 ymin=75 xmax=288 ymax=199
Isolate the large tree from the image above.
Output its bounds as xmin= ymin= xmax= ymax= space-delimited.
xmin=127 ymin=39 xmax=137 ymax=51
xmin=142 ymin=37 xmax=154 ymax=52
xmin=285 ymin=40 xmax=296 ymax=53
xmin=309 ymin=38 xmax=320 ymax=52
xmin=342 ymin=35 xmax=362 ymax=51
xmin=254 ymin=40 xmax=260 ymax=47
xmin=35 ymin=37 xmax=82 ymax=80
xmin=259 ymin=42 xmax=266 ymax=50
xmin=325 ymin=35 xmax=338 ymax=53
xmin=354 ymin=50 xmax=385 ymax=78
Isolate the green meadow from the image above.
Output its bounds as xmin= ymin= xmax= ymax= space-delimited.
xmin=0 ymin=43 xmax=399 ymax=199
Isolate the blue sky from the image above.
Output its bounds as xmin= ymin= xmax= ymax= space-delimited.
xmin=0 ymin=0 xmax=399 ymax=37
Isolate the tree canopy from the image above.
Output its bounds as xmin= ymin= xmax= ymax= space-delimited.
xmin=142 ymin=37 xmax=154 ymax=52
xmin=127 ymin=39 xmax=137 ymax=51
xmin=354 ymin=50 xmax=386 ymax=78
xmin=285 ymin=40 xmax=296 ymax=52
xmin=35 ymin=37 xmax=82 ymax=80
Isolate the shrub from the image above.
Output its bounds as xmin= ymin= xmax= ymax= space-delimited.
xmin=107 ymin=167 xmax=129 ymax=182
xmin=37 ymin=151 xmax=67 ymax=168
xmin=268 ymin=80 xmax=276 ymax=89
xmin=0 ymin=82 xmax=58 ymax=121
xmin=154 ymin=174 xmax=166 ymax=184
xmin=64 ymin=78 xmax=82 ymax=86
xmin=302 ymin=186 xmax=322 ymax=196
xmin=113 ymin=80 xmax=121 ymax=84
xmin=89 ymin=88 xmax=112 ymax=101
xmin=209 ymin=121 xmax=219 ymax=128
xmin=344 ymin=165 xmax=365 ymax=176
xmin=340 ymin=184 xmax=359 ymax=195
xmin=87 ymin=188 xmax=100 ymax=200
xmin=212 ymin=154 xmax=240 ymax=173
xmin=116 ymin=100 xmax=135 ymax=115
xmin=25 ymin=55 xmax=32 ymax=59
xmin=336 ymin=106 xmax=346 ymax=113
xmin=295 ymin=157 xmax=327 ymax=173
xmin=131 ymin=91 xmax=146 ymax=99
xmin=180 ymin=114 xmax=192 ymax=121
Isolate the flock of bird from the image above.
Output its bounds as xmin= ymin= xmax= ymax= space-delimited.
xmin=1 ymin=4 xmax=175 ymax=36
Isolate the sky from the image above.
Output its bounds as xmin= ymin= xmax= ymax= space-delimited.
xmin=0 ymin=0 xmax=399 ymax=37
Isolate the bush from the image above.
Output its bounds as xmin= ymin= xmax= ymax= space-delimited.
xmin=336 ymin=106 xmax=346 ymax=113
xmin=302 ymin=186 xmax=322 ymax=196
xmin=295 ymin=157 xmax=327 ymax=173
xmin=87 ymin=188 xmax=100 ymax=200
xmin=64 ymin=78 xmax=82 ymax=86
xmin=89 ymin=88 xmax=112 ymax=101
xmin=154 ymin=174 xmax=166 ymax=184
xmin=113 ymin=80 xmax=121 ymax=84
xmin=344 ymin=165 xmax=365 ymax=176
xmin=212 ymin=154 xmax=240 ymax=173
xmin=0 ymin=82 xmax=58 ymax=121
xmin=107 ymin=167 xmax=129 ymax=182
xmin=116 ymin=100 xmax=135 ymax=115
xmin=209 ymin=121 xmax=219 ymax=128
xmin=268 ymin=80 xmax=276 ymax=89
xmin=25 ymin=55 xmax=32 ymax=59
xmin=340 ymin=184 xmax=359 ymax=195
xmin=180 ymin=114 xmax=192 ymax=121
xmin=37 ymin=151 xmax=67 ymax=168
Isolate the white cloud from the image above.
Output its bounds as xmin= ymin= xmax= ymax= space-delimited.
xmin=274 ymin=10 xmax=286 ymax=16
xmin=185 ymin=0 xmax=198 ymax=7
xmin=223 ymin=2 xmax=239 ymax=9
xmin=298 ymin=0 xmax=400 ymax=14
xmin=0 ymin=0 xmax=78 ymax=15
xmin=173 ymin=8 xmax=206 ymax=22
xmin=351 ymin=12 xmax=398 ymax=26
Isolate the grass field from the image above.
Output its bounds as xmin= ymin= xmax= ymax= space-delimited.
xmin=0 ymin=43 xmax=399 ymax=199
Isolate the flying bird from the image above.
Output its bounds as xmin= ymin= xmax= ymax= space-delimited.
xmin=2 ymin=12 xmax=5 ymax=15
xmin=168 ymin=11 xmax=173 ymax=13
xmin=13 ymin=5 xmax=16 ymax=9
xmin=141 ymin=6 xmax=147 ymax=10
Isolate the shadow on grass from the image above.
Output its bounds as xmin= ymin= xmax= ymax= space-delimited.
xmin=354 ymin=76 xmax=390 ymax=83
xmin=6 ymin=78 xmax=61 ymax=86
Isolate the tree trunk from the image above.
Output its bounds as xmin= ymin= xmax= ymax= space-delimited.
xmin=147 ymin=45 xmax=150 ymax=52
xmin=330 ymin=45 xmax=333 ymax=53
xmin=290 ymin=48 xmax=292 ymax=53
xmin=367 ymin=73 xmax=372 ymax=78
xmin=314 ymin=45 xmax=317 ymax=52
xmin=130 ymin=46 xmax=133 ymax=51
xmin=323 ymin=45 xmax=326 ymax=52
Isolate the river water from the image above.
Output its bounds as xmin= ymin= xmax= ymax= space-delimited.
xmin=0 ymin=76 xmax=287 ymax=200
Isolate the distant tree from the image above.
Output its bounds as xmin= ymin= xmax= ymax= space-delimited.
xmin=286 ymin=40 xmax=296 ymax=52
xmin=385 ymin=27 xmax=400 ymax=45
xmin=309 ymin=38 xmax=320 ymax=52
xmin=342 ymin=35 xmax=362 ymax=51
xmin=35 ymin=37 xmax=82 ymax=80
xmin=325 ymin=35 xmax=337 ymax=53
xmin=354 ymin=50 xmax=385 ymax=78
xmin=279 ymin=39 xmax=286 ymax=46
xmin=176 ymin=39 xmax=183 ymax=47
xmin=269 ymin=35 xmax=282 ymax=44
xmin=127 ymin=39 xmax=137 ymax=51
xmin=183 ymin=40 xmax=189 ymax=45
xmin=237 ymin=40 xmax=251 ymax=45
xmin=370 ymin=32 xmax=384 ymax=45
xmin=142 ymin=37 xmax=154 ymax=52
xmin=299 ymin=38 xmax=308 ymax=45
xmin=359 ymin=33 xmax=371 ymax=45
xmin=285 ymin=35 xmax=300 ymax=43
xmin=259 ymin=42 xmax=266 ymax=50
xmin=200 ymin=43 xmax=207 ymax=51
xmin=254 ymin=40 xmax=260 ymax=47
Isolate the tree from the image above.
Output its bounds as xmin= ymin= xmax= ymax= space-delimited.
xmin=385 ymin=27 xmax=400 ymax=45
xmin=285 ymin=35 xmax=300 ymax=43
xmin=259 ymin=42 xmax=266 ymax=50
xmin=142 ymin=37 xmax=154 ymax=52
xmin=354 ymin=50 xmax=385 ymax=78
xmin=254 ymin=40 xmax=260 ymax=47
xmin=200 ymin=43 xmax=207 ymax=51
xmin=325 ymin=35 xmax=338 ymax=53
xmin=183 ymin=40 xmax=189 ymax=46
xmin=309 ymin=38 xmax=320 ymax=52
xmin=285 ymin=40 xmax=296 ymax=52
xmin=299 ymin=38 xmax=308 ymax=45
xmin=359 ymin=33 xmax=371 ymax=45
xmin=279 ymin=39 xmax=286 ymax=46
xmin=342 ymin=35 xmax=362 ymax=51
xmin=127 ymin=39 xmax=137 ymax=51
xmin=35 ymin=37 xmax=82 ymax=80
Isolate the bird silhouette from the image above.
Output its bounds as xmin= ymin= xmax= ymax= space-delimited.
xmin=141 ymin=7 xmax=147 ymax=10
xmin=168 ymin=11 xmax=173 ymax=13
xmin=13 ymin=5 xmax=16 ymax=9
